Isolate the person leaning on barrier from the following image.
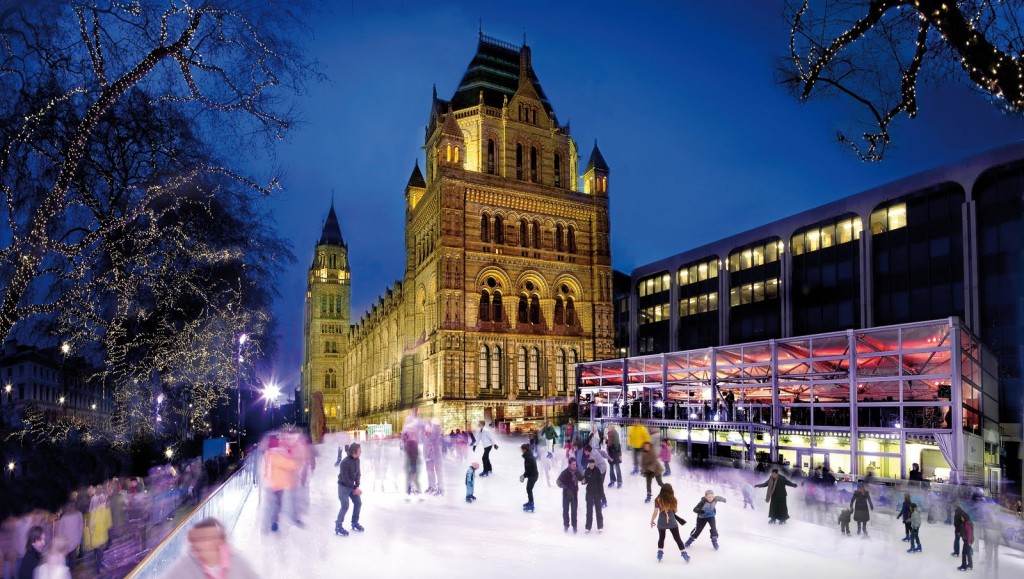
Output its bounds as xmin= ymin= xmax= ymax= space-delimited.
xmin=161 ymin=517 xmax=259 ymax=579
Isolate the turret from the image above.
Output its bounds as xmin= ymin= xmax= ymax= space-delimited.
xmin=582 ymin=140 xmax=609 ymax=195
xmin=405 ymin=160 xmax=426 ymax=211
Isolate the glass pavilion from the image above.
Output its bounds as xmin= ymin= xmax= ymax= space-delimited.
xmin=577 ymin=318 xmax=1001 ymax=486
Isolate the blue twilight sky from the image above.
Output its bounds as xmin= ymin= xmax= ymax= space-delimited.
xmin=263 ymin=0 xmax=1024 ymax=391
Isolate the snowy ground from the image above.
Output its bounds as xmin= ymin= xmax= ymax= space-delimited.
xmin=226 ymin=434 xmax=1024 ymax=579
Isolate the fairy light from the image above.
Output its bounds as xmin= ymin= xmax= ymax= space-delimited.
xmin=1 ymin=1 xmax=305 ymax=444
xmin=785 ymin=0 xmax=1024 ymax=160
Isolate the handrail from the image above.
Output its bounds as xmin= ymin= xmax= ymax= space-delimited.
xmin=126 ymin=456 xmax=257 ymax=578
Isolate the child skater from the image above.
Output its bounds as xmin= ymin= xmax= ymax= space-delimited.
xmin=649 ymin=483 xmax=691 ymax=563
xmin=686 ymin=489 xmax=727 ymax=550
xmin=838 ymin=506 xmax=852 ymax=536
xmin=907 ymin=503 xmax=922 ymax=553
xmin=465 ymin=462 xmax=478 ymax=503
xmin=742 ymin=481 xmax=755 ymax=510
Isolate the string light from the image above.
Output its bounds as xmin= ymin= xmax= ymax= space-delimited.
xmin=785 ymin=0 xmax=1024 ymax=160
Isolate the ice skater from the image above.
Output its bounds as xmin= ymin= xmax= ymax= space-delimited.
xmin=958 ymin=511 xmax=974 ymax=571
xmin=686 ymin=489 xmax=726 ymax=549
xmin=907 ymin=503 xmax=922 ymax=553
xmin=475 ymin=420 xmax=497 ymax=476
xmin=627 ymin=419 xmax=650 ymax=475
xmin=754 ymin=468 xmax=797 ymax=524
xmin=335 ymin=443 xmax=364 ymax=536
xmin=896 ymin=492 xmax=913 ymax=542
xmin=640 ymin=442 xmax=665 ymax=503
xmin=520 ymin=444 xmax=539 ymax=512
xmin=850 ymin=484 xmax=874 ymax=536
xmin=659 ymin=440 xmax=673 ymax=476
xmin=582 ymin=458 xmax=604 ymax=533
xmin=839 ymin=507 xmax=852 ymax=535
xmin=606 ymin=424 xmax=623 ymax=488
xmin=465 ymin=462 xmax=478 ymax=503
xmin=556 ymin=457 xmax=579 ymax=533
xmin=424 ymin=420 xmax=445 ymax=496
xmin=649 ymin=484 xmax=690 ymax=563
xmin=741 ymin=481 xmax=755 ymax=510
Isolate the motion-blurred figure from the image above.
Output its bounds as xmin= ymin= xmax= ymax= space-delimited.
xmin=161 ymin=518 xmax=259 ymax=579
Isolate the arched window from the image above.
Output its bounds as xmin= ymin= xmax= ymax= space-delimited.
xmin=479 ymin=345 xmax=489 ymax=389
xmin=454 ymin=146 xmax=460 ymax=163
xmin=567 ymin=226 xmax=577 ymax=254
xmin=516 ymin=144 xmax=523 ymax=180
xmin=566 ymin=349 xmax=578 ymax=390
xmin=325 ymin=369 xmax=337 ymax=389
xmin=520 ymin=219 xmax=529 ymax=248
xmin=555 ymin=348 xmax=566 ymax=391
xmin=555 ymin=224 xmax=564 ymax=252
xmin=490 ymin=345 xmax=502 ymax=389
xmin=529 ymin=347 xmax=540 ymax=390
xmin=530 ymin=146 xmax=538 ymax=183
xmin=529 ymin=295 xmax=541 ymax=324
xmin=446 ymin=143 xmax=452 ymax=162
xmin=491 ymin=292 xmax=503 ymax=323
xmin=554 ymin=296 xmax=565 ymax=326
xmin=517 ymin=347 xmax=528 ymax=390
xmin=517 ymin=294 xmax=529 ymax=324
xmin=479 ymin=291 xmax=491 ymax=322
xmin=554 ymin=154 xmax=561 ymax=188
xmin=493 ymin=215 xmax=504 ymax=244
xmin=566 ymin=297 xmax=577 ymax=326
xmin=487 ymin=139 xmax=495 ymax=174
xmin=532 ymin=220 xmax=541 ymax=249
xmin=480 ymin=213 xmax=490 ymax=243
xmin=324 ymin=341 xmax=330 ymax=353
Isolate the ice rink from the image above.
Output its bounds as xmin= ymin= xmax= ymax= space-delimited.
xmin=227 ymin=434 xmax=1024 ymax=579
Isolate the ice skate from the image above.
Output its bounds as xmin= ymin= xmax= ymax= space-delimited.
xmin=522 ymin=502 xmax=535 ymax=512
xmin=334 ymin=523 xmax=348 ymax=537
xmin=712 ymin=538 xmax=719 ymax=550
xmin=644 ymin=493 xmax=652 ymax=503
xmin=270 ymin=522 xmax=278 ymax=532
xmin=684 ymin=537 xmax=694 ymax=548
xmin=681 ymin=551 xmax=690 ymax=562
xmin=352 ymin=523 xmax=364 ymax=532
xmin=657 ymin=550 xmax=663 ymax=562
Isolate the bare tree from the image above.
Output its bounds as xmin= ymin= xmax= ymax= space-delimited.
xmin=0 ymin=0 xmax=315 ymax=343
xmin=779 ymin=0 xmax=1024 ymax=160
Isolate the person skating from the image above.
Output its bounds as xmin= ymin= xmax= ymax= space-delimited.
xmin=896 ymin=492 xmax=913 ymax=541
xmin=754 ymin=468 xmax=798 ymax=524
xmin=606 ymin=424 xmax=623 ymax=488
xmin=741 ymin=482 xmax=755 ymax=510
xmin=556 ymin=457 xmax=580 ymax=533
xmin=465 ymin=462 xmax=479 ymax=503
xmin=659 ymin=440 xmax=673 ymax=476
xmin=649 ymin=484 xmax=690 ymax=563
xmin=161 ymin=518 xmax=259 ymax=579
xmin=640 ymin=441 xmax=665 ymax=503
xmin=475 ymin=420 xmax=497 ymax=477
xmin=335 ymin=443 xmax=364 ymax=536
xmin=951 ymin=503 xmax=966 ymax=556
xmin=542 ymin=420 xmax=558 ymax=456
xmin=582 ymin=458 xmax=604 ymax=533
xmin=907 ymin=503 xmax=922 ymax=553
xmin=686 ymin=489 xmax=726 ymax=550
xmin=957 ymin=511 xmax=974 ymax=571
xmin=850 ymin=484 xmax=874 ymax=536
xmin=520 ymin=443 xmax=539 ymax=512
xmin=627 ymin=419 xmax=650 ymax=475
xmin=838 ymin=507 xmax=852 ymax=536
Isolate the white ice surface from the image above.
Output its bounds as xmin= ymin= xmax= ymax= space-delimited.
xmin=228 ymin=434 xmax=1024 ymax=579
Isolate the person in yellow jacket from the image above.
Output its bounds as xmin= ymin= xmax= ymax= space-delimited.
xmin=263 ymin=433 xmax=300 ymax=532
xmin=627 ymin=419 xmax=651 ymax=475
xmin=84 ymin=493 xmax=111 ymax=574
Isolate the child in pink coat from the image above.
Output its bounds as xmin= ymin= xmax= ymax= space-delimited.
xmin=659 ymin=441 xmax=673 ymax=476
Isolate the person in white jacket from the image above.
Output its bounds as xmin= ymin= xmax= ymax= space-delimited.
xmin=475 ymin=421 xmax=497 ymax=477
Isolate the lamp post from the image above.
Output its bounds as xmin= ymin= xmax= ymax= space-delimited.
xmin=236 ymin=333 xmax=248 ymax=451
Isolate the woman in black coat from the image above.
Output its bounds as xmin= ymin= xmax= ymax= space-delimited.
xmin=754 ymin=468 xmax=798 ymax=524
xmin=850 ymin=484 xmax=874 ymax=535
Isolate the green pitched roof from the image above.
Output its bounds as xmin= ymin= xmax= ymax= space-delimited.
xmin=449 ymin=34 xmax=556 ymax=121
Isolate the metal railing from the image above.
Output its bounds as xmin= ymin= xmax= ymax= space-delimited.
xmin=126 ymin=457 xmax=257 ymax=578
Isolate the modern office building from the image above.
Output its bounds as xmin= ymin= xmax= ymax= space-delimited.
xmin=579 ymin=318 xmax=1000 ymax=486
xmin=628 ymin=143 xmax=1024 ymax=485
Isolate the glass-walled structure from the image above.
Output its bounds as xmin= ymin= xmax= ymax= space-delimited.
xmin=579 ymin=318 xmax=1000 ymax=486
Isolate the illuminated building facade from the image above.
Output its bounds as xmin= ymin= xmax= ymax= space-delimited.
xmin=302 ymin=34 xmax=615 ymax=438
xmin=628 ymin=144 xmax=1024 ymax=485
xmin=580 ymin=318 xmax=999 ymax=486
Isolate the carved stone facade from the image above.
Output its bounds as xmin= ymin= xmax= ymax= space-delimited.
xmin=302 ymin=35 xmax=614 ymax=437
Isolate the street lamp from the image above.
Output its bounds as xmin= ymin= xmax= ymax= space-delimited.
xmin=236 ymin=333 xmax=248 ymax=450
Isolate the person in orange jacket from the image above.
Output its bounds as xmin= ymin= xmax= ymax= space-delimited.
xmin=263 ymin=433 xmax=300 ymax=532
